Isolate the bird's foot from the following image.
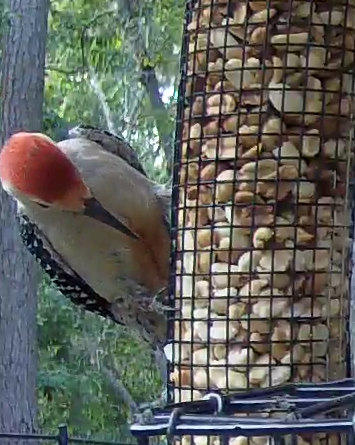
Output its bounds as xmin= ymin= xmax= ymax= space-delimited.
xmin=151 ymin=286 xmax=176 ymax=313
xmin=132 ymin=407 xmax=155 ymax=425
xmin=133 ymin=391 xmax=168 ymax=425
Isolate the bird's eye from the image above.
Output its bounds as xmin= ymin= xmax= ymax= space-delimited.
xmin=38 ymin=203 xmax=49 ymax=209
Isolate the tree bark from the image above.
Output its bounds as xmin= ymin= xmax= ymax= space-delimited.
xmin=0 ymin=0 xmax=49 ymax=440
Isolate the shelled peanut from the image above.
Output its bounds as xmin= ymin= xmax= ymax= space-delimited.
xmin=168 ymin=0 xmax=354 ymax=443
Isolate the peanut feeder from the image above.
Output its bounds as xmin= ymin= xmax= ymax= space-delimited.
xmin=167 ymin=0 xmax=355 ymax=444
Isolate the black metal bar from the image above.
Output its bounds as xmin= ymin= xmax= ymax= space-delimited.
xmin=0 ymin=428 xmax=133 ymax=445
xmin=148 ymin=379 xmax=355 ymax=418
xmin=131 ymin=416 xmax=355 ymax=438
xmin=130 ymin=378 xmax=355 ymax=441
xmin=58 ymin=425 xmax=68 ymax=445
xmin=68 ymin=439 xmax=134 ymax=445
xmin=158 ymin=396 xmax=351 ymax=414
xmin=0 ymin=433 xmax=58 ymax=440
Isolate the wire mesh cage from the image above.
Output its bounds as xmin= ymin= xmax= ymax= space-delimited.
xmin=165 ymin=0 xmax=355 ymax=444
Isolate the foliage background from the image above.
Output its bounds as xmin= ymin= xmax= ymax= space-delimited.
xmin=34 ymin=0 xmax=184 ymax=439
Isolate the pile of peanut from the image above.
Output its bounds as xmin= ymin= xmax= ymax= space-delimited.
xmin=166 ymin=0 xmax=355 ymax=444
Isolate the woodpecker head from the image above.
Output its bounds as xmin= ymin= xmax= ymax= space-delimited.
xmin=0 ymin=132 xmax=138 ymax=239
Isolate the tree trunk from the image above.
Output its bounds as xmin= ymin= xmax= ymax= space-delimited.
xmin=0 ymin=0 xmax=49 ymax=440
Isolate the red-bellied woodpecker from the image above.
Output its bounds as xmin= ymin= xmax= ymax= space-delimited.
xmin=0 ymin=125 xmax=171 ymax=350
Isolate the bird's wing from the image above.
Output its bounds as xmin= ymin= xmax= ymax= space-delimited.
xmin=68 ymin=124 xmax=171 ymax=231
xmin=68 ymin=124 xmax=148 ymax=177
xmin=18 ymin=213 xmax=121 ymax=324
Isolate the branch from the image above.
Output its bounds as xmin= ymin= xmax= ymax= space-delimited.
xmin=45 ymin=9 xmax=119 ymax=137
xmin=117 ymin=0 xmax=173 ymax=172
xmin=100 ymin=365 xmax=138 ymax=414
xmin=125 ymin=90 xmax=145 ymax=141
xmin=140 ymin=64 xmax=173 ymax=169
xmin=79 ymin=11 xmax=119 ymax=133
xmin=88 ymin=67 xmax=116 ymax=134
xmin=79 ymin=335 xmax=138 ymax=416
xmin=79 ymin=10 xmax=117 ymax=70
xmin=45 ymin=10 xmax=115 ymax=79
xmin=48 ymin=4 xmax=174 ymax=170
xmin=45 ymin=66 xmax=85 ymax=76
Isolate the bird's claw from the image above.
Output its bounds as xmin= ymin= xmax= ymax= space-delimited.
xmin=151 ymin=286 xmax=176 ymax=313
xmin=133 ymin=407 xmax=155 ymax=425
xmin=134 ymin=391 xmax=168 ymax=425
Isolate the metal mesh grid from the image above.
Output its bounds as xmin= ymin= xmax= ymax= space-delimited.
xmin=166 ymin=0 xmax=355 ymax=444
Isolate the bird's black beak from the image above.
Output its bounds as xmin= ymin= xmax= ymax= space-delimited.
xmin=83 ymin=197 xmax=139 ymax=239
